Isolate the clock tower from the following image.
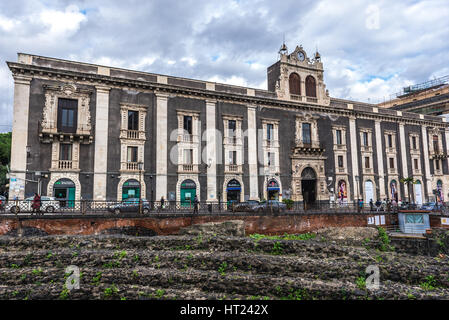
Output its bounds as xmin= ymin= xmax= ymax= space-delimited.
xmin=267 ymin=44 xmax=330 ymax=106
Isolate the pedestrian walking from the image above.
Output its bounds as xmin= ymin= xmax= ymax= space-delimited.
xmin=375 ymin=199 xmax=381 ymax=212
xmin=193 ymin=195 xmax=199 ymax=214
xmin=369 ymin=199 xmax=374 ymax=212
xmin=160 ymin=196 xmax=165 ymax=210
xmin=32 ymin=193 xmax=41 ymax=215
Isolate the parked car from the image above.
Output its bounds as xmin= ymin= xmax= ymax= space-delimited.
xmin=228 ymin=200 xmax=260 ymax=212
xmin=252 ymin=200 xmax=287 ymax=213
xmin=420 ymin=202 xmax=441 ymax=211
xmin=6 ymin=196 xmax=60 ymax=214
xmin=108 ymin=198 xmax=151 ymax=214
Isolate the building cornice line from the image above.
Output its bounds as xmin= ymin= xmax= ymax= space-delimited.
xmin=7 ymin=61 xmax=448 ymax=128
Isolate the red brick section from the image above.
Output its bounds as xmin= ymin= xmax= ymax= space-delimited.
xmin=0 ymin=213 xmax=415 ymax=236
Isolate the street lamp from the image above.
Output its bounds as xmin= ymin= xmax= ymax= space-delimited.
xmin=138 ymin=161 xmax=143 ymax=214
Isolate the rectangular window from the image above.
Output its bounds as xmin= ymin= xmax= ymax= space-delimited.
xmin=183 ymin=149 xmax=193 ymax=164
xmin=228 ymin=120 xmax=237 ymax=143
xmin=363 ymin=132 xmax=369 ymax=146
xmin=388 ymin=134 xmax=393 ymax=148
xmin=57 ymin=98 xmax=78 ymax=133
xmin=59 ymin=144 xmax=72 ymax=161
xmin=267 ymin=152 xmax=275 ymax=167
xmin=412 ymin=136 xmax=417 ymax=150
xmin=365 ymin=156 xmax=370 ymax=169
xmin=127 ymin=146 xmax=138 ymax=162
xmin=229 ymin=151 xmax=237 ymax=165
xmin=267 ymin=123 xmax=274 ymax=141
xmin=184 ymin=116 xmax=192 ymax=134
xmin=336 ymin=130 xmax=342 ymax=145
xmin=414 ymin=158 xmax=419 ymax=170
xmin=436 ymin=159 xmax=440 ymax=171
xmin=389 ymin=157 xmax=394 ymax=169
xmin=128 ymin=110 xmax=139 ymax=131
xmin=338 ymin=155 xmax=344 ymax=168
xmin=433 ymin=135 xmax=439 ymax=153
xmin=302 ymin=123 xmax=311 ymax=144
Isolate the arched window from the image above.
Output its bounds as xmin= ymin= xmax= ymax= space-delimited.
xmin=289 ymin=73 xmax=301 ymax=95
xmin=305 ymin=75 xmax=317 ymax=97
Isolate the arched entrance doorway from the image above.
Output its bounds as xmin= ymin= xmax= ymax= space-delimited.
xmin=390 ymin=180 xmax=398 ymax=202
xmin=180 ymin=179 xmax=197 ymax=207
xmin=301 ymin=167 xmax=316 ymax=206
xmin=53 ymin=178 xmax=76 ymax=208
xmin=226 ymin=179 xmax=241 ymax=205
xmin=122 ymin=179 xmax=141 ymax=200
xmin=414 ymin=180 xmax=423 ymax=205
xmin=267 ymin=179 xmax=280 ymax=200
xmin=364 ymin=180 xmax=374 ymax=203
xmin=337 ymin=180 xmax=348 ymax=205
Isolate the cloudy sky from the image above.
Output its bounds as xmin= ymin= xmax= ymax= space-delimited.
xmin=1 ymin=0 xmax=449 ymax=132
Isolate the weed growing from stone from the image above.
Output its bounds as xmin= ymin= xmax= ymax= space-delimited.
xmin=32 ymin=267 xmax=42 ymax=275
xmin=91 ymin=271 xmax=102 ymax=286
xmin=155 ymin=289 xmax=165 ymax=299
xmin=104 ymin=284 xmax=119 ymax=298
xmin=59 ymin=285 xmax=69 ymax=300
xmin=271 ymin=242 xmax=284 ymax=255
xmin=250 ymin=233 xmax=316 ymax=241
xmin=356 ymin=276 xmax=366 ymax=290
xmin=218 ymin=262 xmax=228 ymax=276
xmin=377 ymin=227 xmax=394 ymax=252
xmin=420 ymin=275 xmax=437 ymax=291
xmin=10 ymin=263 xmax=19 ymax=269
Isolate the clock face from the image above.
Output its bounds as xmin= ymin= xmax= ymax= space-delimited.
xmin=297 ymin=52 xmax=305 ymax=61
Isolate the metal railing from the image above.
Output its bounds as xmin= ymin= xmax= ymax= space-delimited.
xmin=0 ymin=199 xmax=416 ymax=216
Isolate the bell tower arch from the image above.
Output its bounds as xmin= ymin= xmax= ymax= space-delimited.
xmin=267 ymin=44 xmax=330 ymax=106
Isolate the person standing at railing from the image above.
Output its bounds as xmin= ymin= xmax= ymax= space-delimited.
xmin=369 ymin=199 xmax=374 ymax=212
xmin=32 ymin=193 xmax=41 ymax=215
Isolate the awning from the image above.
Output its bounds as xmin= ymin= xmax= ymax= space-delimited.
xmin=227 ymin=187 xmax=241 ymax=191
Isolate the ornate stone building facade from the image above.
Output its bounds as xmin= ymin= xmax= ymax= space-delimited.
xmin=7 ymin=46 xmax=449 ymax=206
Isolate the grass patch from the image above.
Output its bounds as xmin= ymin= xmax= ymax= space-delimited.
xmin=249 ymin=232 xmax=316 ymax=241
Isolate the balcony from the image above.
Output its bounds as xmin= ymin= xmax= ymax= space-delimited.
xmin=50 ymin=159 xmax=79 ymax=172
xmin=120 ymin=162 xmax=143 ymax=172
xmin=119 ymin=129 xmax=144 ymax=140
xmin=226 ymin=136 xmax=238 ymax=145
xmin=360 ymin=145 xmax=372 ymax=153
xmin=39 ymin=122 xmax=93 ymax=144
xmin=388 ymin=167 xmax=397 ymax=175
xmin=225 ymin=164 xmax=242 ymax=173
xmin=306 ymin=97 xmax=318 ymax=103
xmin=337 ymin=167 xmax=346 ymax=173
xmin=178 ymin=164 xmax=199 ymax=173
xmin=58 ymin=160 xmax=73 ymax=169
xmin=430 ymin=151 xmax=448 ymax=160
xmin=290 ymin=94 xmax=301 ymax=101
xmin=293 ymin=139 xmax=324 ymax=156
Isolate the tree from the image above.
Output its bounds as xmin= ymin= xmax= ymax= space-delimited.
xmin=0 ymin=132 xmax=12 ymax=196
xmin=400 ymin=177 xmax=415 ymax=204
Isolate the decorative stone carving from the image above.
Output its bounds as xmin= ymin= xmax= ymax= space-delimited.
xmin=41 ymin=83 xmax=93 ymax=140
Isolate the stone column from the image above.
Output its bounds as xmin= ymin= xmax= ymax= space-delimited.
xmin=399 ymin=123 xmax=409 ymax=200
xmin=155 ymin=92 xmax=169 ymax=200
xmin=349 ymin=116 xmax=360 ymax=202
xmin=205 ymin=99 xmax=217 ymax=201
xmin=421 ymin=126 xmax=432 ymax=201
xmin=247 ymin=105 xmax=259 ymax=200
xmin=93 ymin=86 xmax=110 ymax=201
xmin=9 ymin=75 xmax=32 ymax=199
xmin=374 ymin=120 xmax=386 ymax=199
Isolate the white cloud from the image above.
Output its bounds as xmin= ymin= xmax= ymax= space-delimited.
xmin=39 ymin=5 xmax=87 ymax=38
